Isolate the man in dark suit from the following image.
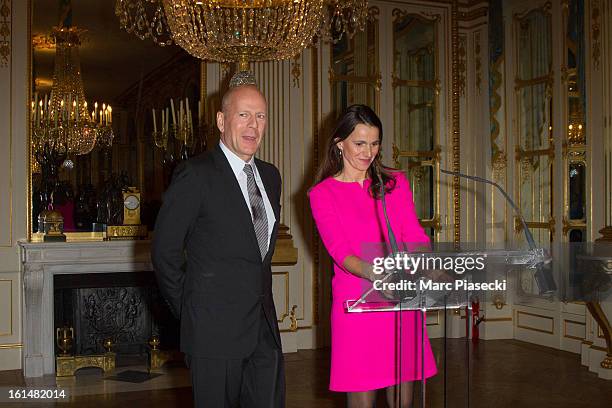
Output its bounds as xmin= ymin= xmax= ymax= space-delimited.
xmin=152 ymin=83 xmax=285 ymax=407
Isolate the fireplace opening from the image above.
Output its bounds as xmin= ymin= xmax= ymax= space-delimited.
xmin=54 ymin=272 xmax=180 ymax=367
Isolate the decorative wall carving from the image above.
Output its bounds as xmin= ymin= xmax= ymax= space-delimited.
xmin=458 ymin=35 xmax=467 ymax=96
xmin=452 ymin=0 xmax=461 ymax=243
xmin=489 ymin=0 xmax=505 ymax=178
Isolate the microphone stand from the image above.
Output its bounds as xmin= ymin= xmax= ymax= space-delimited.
xmin=440 ymin=169 xmax=536 ymax=250
xmin=347 ymin=172 xmax=409 ymax=312
xmin=344 ymin=169 xmax=558 ymax=408
xmin=440 ymin=169 xmax=556 ymax=294
xmin=377 ymin=170 xmax=426 ymax=408
xmin=347 ymin=169 xmax=555 ymax=313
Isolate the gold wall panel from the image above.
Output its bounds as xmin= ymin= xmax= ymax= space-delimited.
xmin=0 ymin=343 xmax=22 ymax=349
xmin=272 ymin=271 xmax=290 ymax=322
xmin=483 ymin=317 xmax=513 ymax=322
xmin=0 ymin=0 xmax=12 ymax=248
xmin=426 ymin=310 xmax=440 ymax=326
xmin=0 ymin=279 xmax=12 ymax=336
xmin=563 ymin=319 xmax=586 ymax=341
xmin=516 ymin=310 xmax=555 ymax=335
xmin=272 ymin=271 xmax=303 ymax=333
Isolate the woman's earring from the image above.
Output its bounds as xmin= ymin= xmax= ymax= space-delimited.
xmin=338 ymin=149 xmax=343 ymax=157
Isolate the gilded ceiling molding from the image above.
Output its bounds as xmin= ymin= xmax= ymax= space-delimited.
xmin=0 ymin=0 xmax=10 ymax=67
xmin=591 ymin=0 xmax=601 ymax=70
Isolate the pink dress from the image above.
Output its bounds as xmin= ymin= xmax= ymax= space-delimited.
xmin=309 ymin=173 xmax=437 ymax=392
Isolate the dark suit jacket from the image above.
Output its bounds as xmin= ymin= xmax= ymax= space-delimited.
xmin=152 ymin=144 xmax=282 ymax=358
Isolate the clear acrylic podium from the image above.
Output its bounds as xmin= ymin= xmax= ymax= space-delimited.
xmin=344 ymin=246 xmax=552 ymax=408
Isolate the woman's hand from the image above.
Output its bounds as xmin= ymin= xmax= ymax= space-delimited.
xmin=342 ymin=255 xmax=380 ymax=281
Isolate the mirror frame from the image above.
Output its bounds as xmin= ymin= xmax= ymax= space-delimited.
xmin=328 ymin=6 xmax=381 ymax=116
xmin=512 ymin=2 xmax=555 ymax=244
xmin=391 ymin=9 xmax=442 ymax=234
xmin=26 ymin=0 xmax=207 ymax=242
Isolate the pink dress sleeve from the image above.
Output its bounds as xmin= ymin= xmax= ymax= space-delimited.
xmin=394 ymin=173 xmax=430 ymax=247
xmin=308 ymin=184 xmax=353 ymax=268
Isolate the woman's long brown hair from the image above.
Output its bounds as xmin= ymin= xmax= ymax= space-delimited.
xmin=313 ymin=104 xmax=397 ymax=198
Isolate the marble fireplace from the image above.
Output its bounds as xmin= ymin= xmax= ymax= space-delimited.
xmin=19 ymin=240 xmax=156 ymax=378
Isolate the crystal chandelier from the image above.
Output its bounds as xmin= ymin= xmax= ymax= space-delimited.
xmin=32 ymin=27 xmax=113 ymax=156
xmin=116 ymin=0 xmax=368 ymax=66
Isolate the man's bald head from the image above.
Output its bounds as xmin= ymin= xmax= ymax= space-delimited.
xmin=221 ymin=85 xmax=266 ymax=113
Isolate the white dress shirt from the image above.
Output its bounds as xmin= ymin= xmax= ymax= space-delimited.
xmin=219 ymin=141 xmax=276 ymax=252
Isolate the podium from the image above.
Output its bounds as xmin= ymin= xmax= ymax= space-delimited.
xmin=343 ymin=246 xmax=553 ymax=408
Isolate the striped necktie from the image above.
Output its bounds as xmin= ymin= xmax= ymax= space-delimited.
xmin=243 ymin=164 xmax=269 ymax=259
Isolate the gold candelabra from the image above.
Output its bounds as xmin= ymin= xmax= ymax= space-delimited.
xmin=152 ymin=97 xmax=207 ymax=161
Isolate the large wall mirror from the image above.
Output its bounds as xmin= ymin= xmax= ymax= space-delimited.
xmin=30 ymin=0 xmax=204 ymax=238
xmin=513 ymin=4 xmax=553 ymax=247
xmin=391 ymin=10 xmax=440 ymax=239
xmin=513 ymin=4 xmax=554 ymax=298
xmin=563 ymin=0 xmax=587 ymax=243
xmin=329 ymin=6 xmax=380 ymax=116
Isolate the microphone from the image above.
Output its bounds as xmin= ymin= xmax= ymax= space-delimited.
xmin=376 ymin=170 xmax=419 ymax=301
xmin=376 ymin=170 xmax=399 ymax=254
xmin=440 ymin=169 xmax=556 ymax=294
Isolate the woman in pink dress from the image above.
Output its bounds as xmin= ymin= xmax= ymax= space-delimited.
xmin=309 ymin=105 xmax=437 ymax=407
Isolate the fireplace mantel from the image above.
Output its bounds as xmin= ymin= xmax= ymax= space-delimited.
xmin=19 ymin=240 xmax=154 ymax=378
